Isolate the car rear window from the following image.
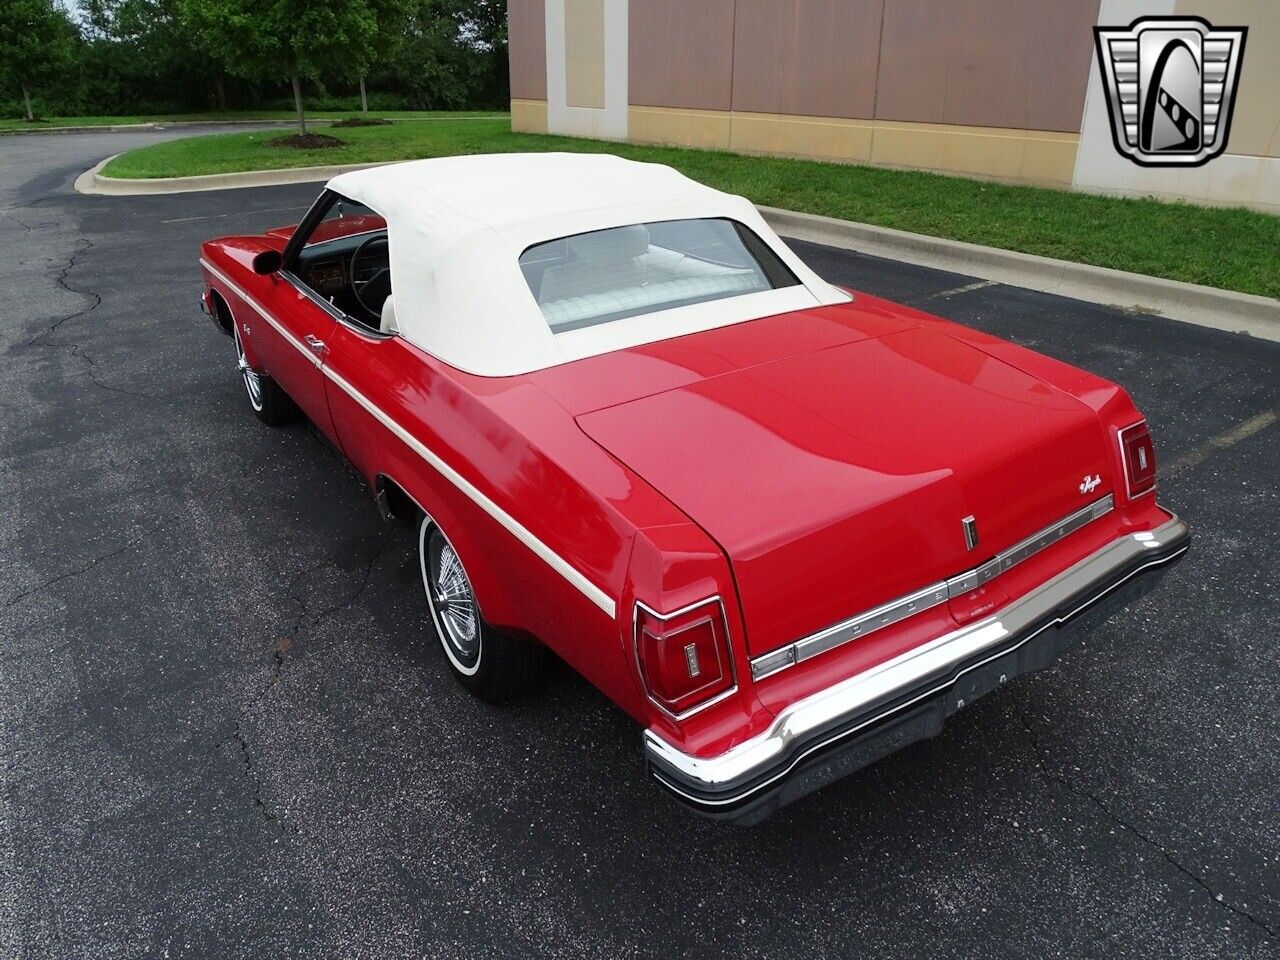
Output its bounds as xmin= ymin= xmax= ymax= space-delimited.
xmin=518 ymin=218 xmax=800 ymax=333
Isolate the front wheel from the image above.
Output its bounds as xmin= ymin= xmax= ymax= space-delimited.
xmin=233 ymin=323 xmax=297 ymax=425
xmin=419 ymin=516 xmax=544 ymax=701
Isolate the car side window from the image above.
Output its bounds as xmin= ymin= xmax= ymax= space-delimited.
xmin=290 ymin=194 xmax=392 ymax=334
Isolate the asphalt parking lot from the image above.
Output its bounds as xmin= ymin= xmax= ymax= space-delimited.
xmin=1 ymin=130 xmax=1277 ymax=960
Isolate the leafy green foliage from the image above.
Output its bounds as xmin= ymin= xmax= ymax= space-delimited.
xmin=385 ymin=0 xmax=507 ymax=110
xmin=0 ymin=0 xmax=77 ymax=117
xmin=179 ymin=0 xmax=378 ymax=84
xmin=0 ymin=0 xmax=509 ymax=118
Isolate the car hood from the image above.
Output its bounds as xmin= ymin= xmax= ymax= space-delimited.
xmin=575 ymin=326 xmax=1114 ymax=657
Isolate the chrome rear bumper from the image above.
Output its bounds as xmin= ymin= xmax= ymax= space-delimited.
xmin=643 ymin=512 xmax=1190 ymax=825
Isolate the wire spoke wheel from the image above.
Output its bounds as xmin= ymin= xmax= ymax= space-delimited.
xmin=421 ymin=520 xmax=482 ymax=674
xmin=233 ymin=324 xmax=263 ymax=411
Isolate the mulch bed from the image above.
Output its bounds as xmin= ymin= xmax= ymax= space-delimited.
xmin=331 ymin=117 xmax=392 ymax=128
xmin=265 ymin=133 xmax=344 ymax=149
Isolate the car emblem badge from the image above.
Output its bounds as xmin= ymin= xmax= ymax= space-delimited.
xmin=1079 ymin=474 xmax=1102 ymax=495
xmin=1094 ymin=16 xmax=1247 ymax=168
xmin=961 ymin=516 xmax=979 ymax=552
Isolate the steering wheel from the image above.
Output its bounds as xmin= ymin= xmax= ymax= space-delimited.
xmin=350 ymin=233 xmax=392 ymax=320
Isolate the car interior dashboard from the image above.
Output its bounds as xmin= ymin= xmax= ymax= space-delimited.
xmin=293 ymin=229 xmax=390 ymax=328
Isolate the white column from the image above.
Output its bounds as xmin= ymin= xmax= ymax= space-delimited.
xmin=545 ymin=0 xmax=629 ymax=140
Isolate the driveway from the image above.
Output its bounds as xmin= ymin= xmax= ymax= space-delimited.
xmin=1 ymin=131 xmax=1277 ymax=959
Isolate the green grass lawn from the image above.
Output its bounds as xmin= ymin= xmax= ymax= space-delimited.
xmin=0 ymin=110 xmax=506 ymax=131
xmin=99 ymin=118 xmax=1280 ymax=299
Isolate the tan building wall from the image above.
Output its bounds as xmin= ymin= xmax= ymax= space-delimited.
xmin=509 ymin=0 xmax=1280 ymax=209
xmin=620 ymin=0 xmax=1097 ymax=186
xmin=1189 ymin=0 xmax=1279 ymax=158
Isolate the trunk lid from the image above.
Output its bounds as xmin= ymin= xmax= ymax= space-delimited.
xmin=576 ymin=326 xmax=1112 ymax=656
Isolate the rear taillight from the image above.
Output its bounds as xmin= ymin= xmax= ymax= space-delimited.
xmin=1119 ymin=420 xmax=1157 ymax=499
xmin=634 ymin=598 xmax=736 ymax=719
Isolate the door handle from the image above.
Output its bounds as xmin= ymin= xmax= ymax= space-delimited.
xmin=304 ymin=334 xmax=326 ymax=356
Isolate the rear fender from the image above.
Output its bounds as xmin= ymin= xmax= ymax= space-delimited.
xmin=623 ymin=522 xmax=775 ymax=758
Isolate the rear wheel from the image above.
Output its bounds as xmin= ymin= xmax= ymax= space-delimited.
xmin=233 ymin=323 xmax=297 ymax=425
xmin=419 ymin=515 xmax=544 ymax=701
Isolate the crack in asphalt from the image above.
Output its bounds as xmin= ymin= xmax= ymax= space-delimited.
xmin=309 ymin=525 xmax=397 ymax=632
xmin=21 ymin=234 xmax=168 ymax=401
xmin=1 ymin=209 xmax=34 ymax=233
xmin=3 ymin=516 xmax=176 ymax=608
xmin=219 ymin=524 xmax=398 ymax=827
xmin=216 ymin=721 xmax=284 ymax=832
xmin=28 ymin=237 xmax=101 ymax=346
xmin=1016 ymin=710 xmax=1276 ymax=940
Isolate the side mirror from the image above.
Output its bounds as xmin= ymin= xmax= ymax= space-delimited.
xmin=251 ymin=249 xmax=283 ymax=275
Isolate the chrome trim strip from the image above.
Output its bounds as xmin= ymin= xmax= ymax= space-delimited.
xmin=791 ymin=580 xmax=951 ymax=672
xmin=633 ymin=597 xmax=738 ymax=721
xmin=750 ymin=494 xmax=1115 ymax=681
xmin=201 ymin=258 xmax=321 ymax=368
xmin=647 ymin=513 xmax=1188 ymax=805
xmin=279 ymin=268 xmax=396 ymax=341
xmin=199 ymin=258 xmax=617 ymax=619
xmin=300 ymin=227 xmax=385 ymax=249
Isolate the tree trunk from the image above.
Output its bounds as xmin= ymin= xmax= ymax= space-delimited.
xmin=21 ymin=83 xmax=34 ymax=122
xmin=215 ymin=76 xmax=228 ymax=113
xmin=290 ymin=74 xmax=307 ymax=135
xmin=359 ymin=75 xmax=369 ymax=114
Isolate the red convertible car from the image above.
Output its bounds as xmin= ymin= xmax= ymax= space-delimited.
xmin=199 ymin=153 xmax=1188 ymax=824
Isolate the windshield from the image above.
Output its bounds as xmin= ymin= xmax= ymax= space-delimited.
xmin=518 ymin=218 xmax=799 ymax=333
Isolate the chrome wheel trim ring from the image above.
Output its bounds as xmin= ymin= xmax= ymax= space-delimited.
xmin=419 ymin=517 xmax=482 ymax=676
xmin=233 ymin=325 xmax=264 ymax=411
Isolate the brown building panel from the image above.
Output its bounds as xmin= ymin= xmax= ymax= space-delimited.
xmin=628 ymin=0 xmax=736 ymax=111
xmin=874 ymin=0 xmax=1101 ymax=132
xmin=508 ymin=0 xmax=546 ymax=101
xmin=732 ymin=0 xmax=883 ymax=119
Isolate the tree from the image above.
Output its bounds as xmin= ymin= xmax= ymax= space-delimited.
xmin=0 ymin=0 xmax=77 ymax=121
xmin=180 ymin=0 xmax=378 ymax=134
xmin=391 ymin=0 xmax=508 ymax=111
xmin=359 ymin=0 xmax=412 ymax=113
xmin=79 ymin=0 xmax=229 ymax=112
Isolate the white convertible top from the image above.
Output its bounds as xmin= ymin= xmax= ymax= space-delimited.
xmin=328 ymin=153 xmax=848 ymax=376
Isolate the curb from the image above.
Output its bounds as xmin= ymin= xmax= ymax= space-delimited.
xmin=760 ymin=206 xmax=1280 ymax=343
xmin=75 ymin=155 xmax=388 ymax=196
xmin=1 ymin=121 xmax=166 ymax=135
xmin=2 ymin=119 xmax=295 ymax=136
xmin=2 ymin=114 xmax=507 ymax=136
